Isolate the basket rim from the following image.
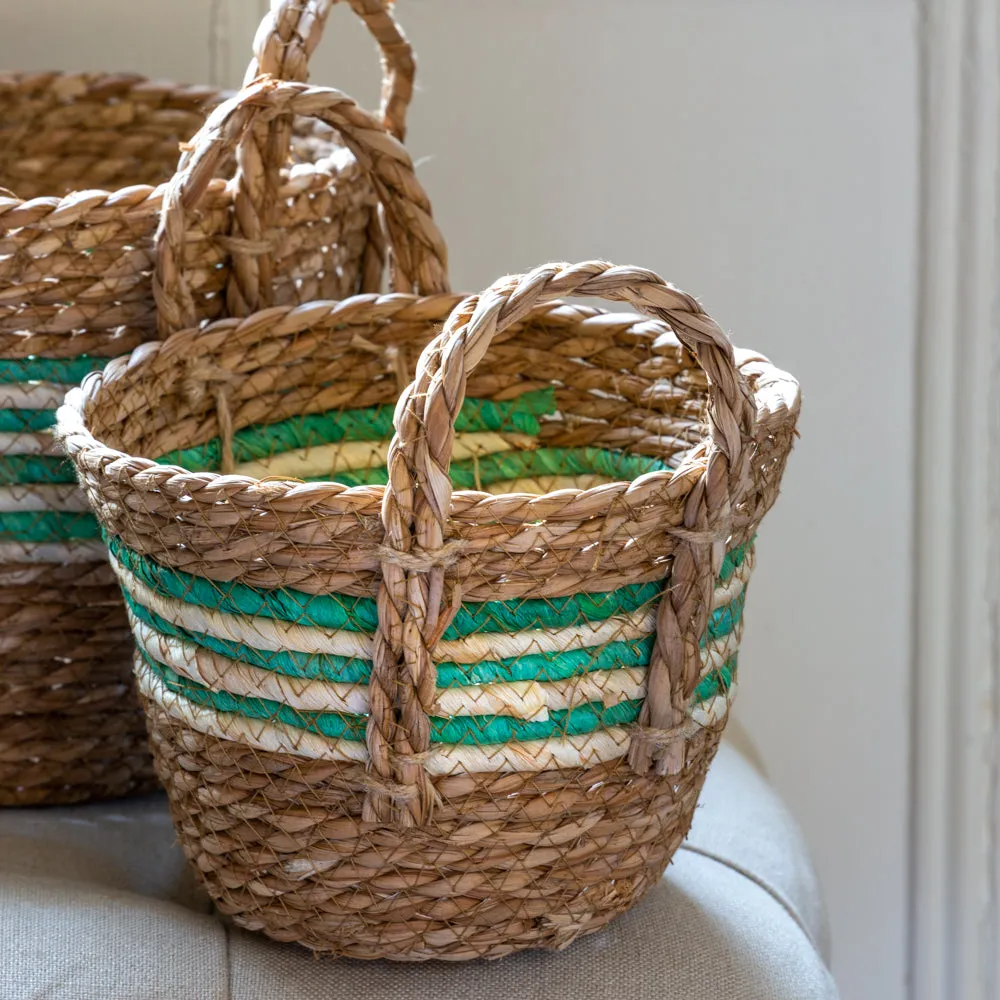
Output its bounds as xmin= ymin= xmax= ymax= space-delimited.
xmin=56 ymin=291 xmax=801 ymax=517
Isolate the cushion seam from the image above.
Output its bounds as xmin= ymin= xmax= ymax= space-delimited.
xmin=223 ymin=920 xmax=233 ymax=1000
xmin=677 ymin=841 xmax=823 ymax=956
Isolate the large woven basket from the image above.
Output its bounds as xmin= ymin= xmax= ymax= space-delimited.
xmin=0 ymin=0 xmax=414 ymax=806
xmin=59 ymin=82 xmax=800 ymax=959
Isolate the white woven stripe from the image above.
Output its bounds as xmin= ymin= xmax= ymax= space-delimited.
xmin=0 ymin=383 xmax=70 ymax=408
xmin=112 ymin=554 xmax=375 ymax=659
xmin=134 ymin=656 xmax=733 ymax=773
xmin=114 ymin=549 xmax=751 ymax=669
xmin=114 ymin=554 xmax=658 ymax=663
xmin=701 ymin=620 xmax=743 ymax=677
xmin=235 ymin=431 xmax=538 ymax=480
xmin=129 ymin=613 xmax=683 ymax=720
xmin=713 ymin=550 xmax=755 ymax=609
xmin=0 ymin=431 xmax=61 ymax=456
xmin=0 ymin=484 xmax=88 ymax=512
xmin=441 ymin=609 xmax=658 ymax=662
xmin=0 ymin=540 xmax=107 ymax=563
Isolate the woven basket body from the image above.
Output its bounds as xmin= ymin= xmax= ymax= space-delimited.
xmin=0 ymin=0 xmax=414 ymax=806
xmin=60 ymin=83 xmax=800 ymax=958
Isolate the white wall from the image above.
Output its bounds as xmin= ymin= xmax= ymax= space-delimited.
xmin=0 ymin=3 xmax=919 ymax=997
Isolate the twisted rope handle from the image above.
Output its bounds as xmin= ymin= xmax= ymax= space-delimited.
xmin=222 ymin=0 xmax=415 ymax=319
xmin=367 ymin=261 xmax=757 ymax=825
xmin=154 ymin=78 xmax=449 ymax=338
xmin=245 ymin=0 xmax=413 ymax=139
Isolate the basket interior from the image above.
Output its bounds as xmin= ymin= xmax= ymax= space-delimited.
xmin=94 ymin=302 xmax=711 ymax=487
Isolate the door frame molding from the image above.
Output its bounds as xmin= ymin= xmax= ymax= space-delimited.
xmin=911 ymin=2 xmax=1000 ymax=998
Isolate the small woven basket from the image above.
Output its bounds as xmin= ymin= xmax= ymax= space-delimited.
xmin=59 ymin=82 xmax=800 ymax=959
xmin=0 ymin=0 xmax=414 ymax=806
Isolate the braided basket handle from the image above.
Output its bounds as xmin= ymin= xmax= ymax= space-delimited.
xmin=153 ymin=78 xmax=449 ymax=338
xmin=245 ymin=0 xmax=413 ymax=140
xmin=211 ymin=0 xmax=415 ymax=319
xmin=367 ymin=261 xmax=756 ymax=825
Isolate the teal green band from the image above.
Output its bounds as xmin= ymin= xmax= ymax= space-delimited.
xmin=123 ymin=582 xmax=741 ymax=688
xmin=125 ymin=592 xmax=655 ymax=686
xmin=109 ymin=535 xmax=748 ymax=640
xmin=692 ymin=657 xmax=737 ymax=704
xmin=310 ymin=446 xmax=670 ymax=488
xmin=157 ymin=389 xmax=557 ymax=471
xmin=142 ymin=648 xmax=735 ymax=746
xmin=0 ymin=510 xmax=100 ymax=542
xmin=718 ymin=542 xmax=751 ymax=584
xmin=0 ymin=355 xmax=111 ymax=384
xmin=110 ymin=535 xmax=667 ymax=637
xmin=0 ymin=455 xmax=77 ymax=485
xmin=0 ymin=410 xmax=57 ymax=433
xmin=141 ymin=648 xmax=646 ymax=744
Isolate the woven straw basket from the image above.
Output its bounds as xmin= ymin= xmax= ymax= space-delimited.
xmin=59 ymin=80 xmax=800 ymax=959
xmin=0 ymin=0 xmax=414 ymax=805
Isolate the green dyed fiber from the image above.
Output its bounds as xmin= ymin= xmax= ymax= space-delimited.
xmin=0 ymin=455 xmax=77 ymax=485
xmin=158 ymin=389 xmax=556 ymax=471
xmin=125 ymin=593 xmax=655 ymax=687
xmin=0 ymin=356 xmax=111 ymax=384
xmin=692 ymin=658 xmax=737 ymax=703
xmin=123 ymin=584 xmax=741 ymax=689
xmin=320 ymin=446 xmax=669 ymax=488
xmin=142 ymin=650 xmax=645 ymax=744
xmin=111 ymin=535 xmax=748 ymax=640
xmin=0 ymin=511 xmax=100 ymax=542
xmin=109 ymin=535 xmax=666 ymax=637
xmin=0 ymin=410 xmax=57 ymax=433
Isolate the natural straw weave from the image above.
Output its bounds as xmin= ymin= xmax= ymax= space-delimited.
xmin=59 ymin=81 xmax=800 ymax=959
xmin=0 ymin=0 xmax=414 ymax=806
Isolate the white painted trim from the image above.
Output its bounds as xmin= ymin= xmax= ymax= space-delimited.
xmin=911 ymin=2 xmax=1000 ymax=998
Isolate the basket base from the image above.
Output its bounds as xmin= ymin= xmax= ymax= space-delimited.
xmin=145 ymin=699 xmax=723 ymax=961
xmin=0 ymin=707 xmax=157 ymax=807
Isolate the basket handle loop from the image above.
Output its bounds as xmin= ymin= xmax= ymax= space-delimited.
xmin=227 ymin=2 xmax=415 ymax=313
xmin=153 ymin=78 xmax=449 ymax=338
xmin=246 ymin=0 xmax=413 ymax=141
xmin=367 ymin=261 xmax=757 ymax=826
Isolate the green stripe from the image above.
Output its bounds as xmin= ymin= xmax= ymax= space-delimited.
xmin=141 ymin=649 xmax=644 ymax=744
xmin=0 ymin=510 xmax=99 ymax=542
xmin=446 ymin=583 xmax=663 ymax=637
xmin=0 ymin=455 xmax=76 ymax=484
xmin=0 ymin=355 xmax=111 ymax=383
xmin=124 ymin=585 xmax=741 ymax=691
xmin=127 ymin=594 xmax=666 ymax=686
xmin=311 ymin=446 xmax=670 ymax=488
xmin=692 ymin=657 xmax=737 ymax=703
xmin=704 ymin=590 xmax=745 ymax=647
xmin=0 ymin=410 xmax=56 ymax=432
xmin=110 ymin=535 xmax=749 ymax=639
xmin=719 ymin=542 xmax=751 ymax=584
xmin=124 ymin=591 xmax=656 ymax=686
xmin=157 ymin=389 xmax=557 ymax=471
xmin=143 ymin=648 xmax=736 ymax=746
xmin=109 ymin=536 xmax=670 ymax=637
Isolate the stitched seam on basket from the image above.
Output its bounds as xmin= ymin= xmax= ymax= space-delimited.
xmin=677 ymin=841 xmax=821 ymax=952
